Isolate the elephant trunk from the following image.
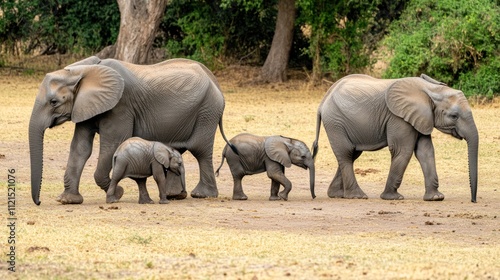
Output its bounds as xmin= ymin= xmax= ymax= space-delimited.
xmin=308 ymin=161 xmax=316 ymax=199
xmin=465 ymin=123 xmax=479 ymax=203
xmin=29 ymin=103 xmax=49 ymax=205
xmin=180 ymin=165 xmax=186 ymax=193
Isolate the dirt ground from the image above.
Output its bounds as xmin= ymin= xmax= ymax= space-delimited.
xmin=0 ymin=66 xmax=499 ymax=279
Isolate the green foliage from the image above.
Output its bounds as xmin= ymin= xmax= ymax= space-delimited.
xmin=459 ymin=57 xmax=500 ymax=98
xmin=297 ymin=0 xmax=403 ymax=80
xmin=0 ymin=0 xmax=119 ymax=55
xmin=160 ymin=0 xmax=276 ymax=68
xmin=382 ymin=0 xmax=500 ymax=96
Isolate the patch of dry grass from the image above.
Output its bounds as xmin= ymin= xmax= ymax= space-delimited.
xmin=1 ymin=68 xmax=499 ymax=279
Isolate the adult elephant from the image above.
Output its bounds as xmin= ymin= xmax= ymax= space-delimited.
xmin=312 ymin=74 xmax=478 ymax=202
xmin=29 ymin=56 xmax=232 ymax=205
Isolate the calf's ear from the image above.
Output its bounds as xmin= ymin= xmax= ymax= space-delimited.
xmin=153 ymin=143 xmax=173 ymax=169
xmin=264 ymin=136 xmax=292 ymax=168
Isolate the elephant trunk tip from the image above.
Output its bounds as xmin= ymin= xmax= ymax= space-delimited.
xmin=471 ymin=189 xmax=477 ymax=203
xmin=32 ymin=177 xmax=42 ymax=206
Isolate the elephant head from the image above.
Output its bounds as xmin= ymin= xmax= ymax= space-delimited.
xmin=29 ymin=57 xmax=125 ymax=205
xmin=153 ymin=143 xmax=186 ymax=192
xmin=385 ymin=74 xmax=478 ymax=202
xmin=264 ymin=136 xmax=316 ymax=198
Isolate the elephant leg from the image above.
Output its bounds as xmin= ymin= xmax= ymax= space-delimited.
xmin=267 ymin=164 xmax=291 ymax=201
xmin=328 ymin=167 xmax=344 ymax=198
xmin=381 ymin=124 xmax=417 ymax=200
xmin=93 ymin=126 xmax=133 ymax=201
xmin=58 ymin=124 xmax=95 ymax=204
xmin=231 ymin=174 xmax=248 ymax=200
xmin=107 ymin=163 xmax=127 ymax=204
xmin=333 ymin=148 xmax=367 ymax=199
xmin=328 ymin=151 xmax=362 ymax=198
xmin=93 ymin=147 xmax=124 ymax=202
xmin=269 ymin=179 xmax=281 ymax=201
xmin=187 ymin=121 xmax=219 ymax=198
xmin=414 ymin=135 xmax=444 ymax=201
xmin=190 ymin=151 xmax=218 ymax=198
xmin=325 ymin=123 xmax=367 ymax=199
xmin=134 ymin=178 xmax=154 ymax=204
xmin=380 ymin=153 xmax=411 ymax=200
xmin=152 ymin=163 xmax=169 ymax=204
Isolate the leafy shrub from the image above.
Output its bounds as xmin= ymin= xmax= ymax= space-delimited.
xmin=160 ymin=0 xmax=277 ymax=68
xmin=382 ymin=0 xmax=500 ymax=96
xmin=459 ymin=57 xmax=500 ymax=98
xmin=0 ymin=0 xmax=119 ymax=55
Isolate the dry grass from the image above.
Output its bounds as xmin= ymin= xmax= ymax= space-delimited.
xmin=0 ymin=66 xmax=499 ymax=279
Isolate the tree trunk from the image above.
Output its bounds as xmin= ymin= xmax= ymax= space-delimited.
xmin=114 ymin=0 xmax=168 ymax=64
xmin=260 ymin=0 xmax=296 ymax=83
xmin=311 ymin=28 xmax=322 ymax=85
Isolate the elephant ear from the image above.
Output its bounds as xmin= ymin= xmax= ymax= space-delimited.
xmin=66 ymin=64 xmax=124 ymax=123
xmin=264 ymin=136 xmax=292 ymax=168
xmin=420 ymin=74 xmax=446 ymax=86
xmin=385 ymin=78 xmax=434 ymax=135
xmin=64 ymin=56 xmax=101 ymax=68
xmin=153 ymin=143 xmax=172 ymax=169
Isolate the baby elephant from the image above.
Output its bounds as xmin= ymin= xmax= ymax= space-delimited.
xmin=106 ymin=137 xmax=185 ymax=204
xmin=215 ymin=133 xmax=315 ymax=201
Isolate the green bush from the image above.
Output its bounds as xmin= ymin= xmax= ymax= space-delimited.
xmin=382 ymin=0 xmax=500 ymax=96
xmin=459 ymin=57 xmax=500 ymax=98
xmin=0 ymin=0 xmax=119 ymax=55
xmin=160 ymin=0 xmax=277 ymax=68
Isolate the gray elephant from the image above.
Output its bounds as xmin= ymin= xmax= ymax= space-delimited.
xmin=29 ymin=56 xmax=233 ymax=205
xmin=312 ymin=74 xmax=478 ymax=202
xmin=215 ymin=133 xmax=316 ymax=201
xmin=107 ymin=137 xmax=185 ymax=204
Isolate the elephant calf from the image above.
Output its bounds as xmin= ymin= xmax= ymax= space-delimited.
xmin=107 ymin=137 xmax=185 ymax=204
xmin=215 ymin=133 xmax=315 ymax=201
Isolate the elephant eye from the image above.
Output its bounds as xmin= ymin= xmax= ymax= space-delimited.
xmin=49 ymin=99 xmax=58 ymax=107
xmin=449 ymin=113 xmax=459 ymax=120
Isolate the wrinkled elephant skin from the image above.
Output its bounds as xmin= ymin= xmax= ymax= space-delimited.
xmin=29 ymin=56 xmax=232 ymax=205
xmin=312 ymin=74 xmax=478 ymax=202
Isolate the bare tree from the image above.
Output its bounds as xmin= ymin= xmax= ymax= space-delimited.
xmin=260 ymin=0 xmax=296 ymax=83
xmin=114 ymin=0 xmax=168 ymax=64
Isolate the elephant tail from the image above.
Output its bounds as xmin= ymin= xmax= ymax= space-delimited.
xmin=312 ymin=109 xmax=322 ymax=159
xmin=219 ymin=117 xmax=239 ymax=155
xmin=111 ymin=154 xmax=117 ymax=171
xmin=215 ymin=145 xmax=227 ymax=177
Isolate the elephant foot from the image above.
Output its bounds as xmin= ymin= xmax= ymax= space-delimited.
xmin=423 ymin=190 xmax=445 ymax=201
xmin=167 ymin=190 xmax=187 ymax=200
xmin=114 ymin=186 xmax=124 ymax=200
xmin=278 ymin=191 xmax=289 ymax=201
xmin=56 ymin=191 xmax=84 ymax=204
xmin=106 ymin=195 xmax=119 ymax=204
xmin=158 ymin=199 xmax=170 ymax=204
xmin=380 ymin=191 xmax=404 ymax=200
xmin=327 ymin=187 xmax=345 ymax=198
xmin=106 ymin=186 xmax=124 ymax=204
xmin=269 ymin=195 xmax=281 ymax=201
xmin=344 ymin=187 xmax=368 ymax=199
xmin=139 ymin=198 xmax=154 ymax=204
xmin=138 ymin=195 xmax=154 ymax=204
xmin=233 ymin=193 xmax=248 ymax=200
xmin=191 ymin=183 xmax=218 ymax=198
